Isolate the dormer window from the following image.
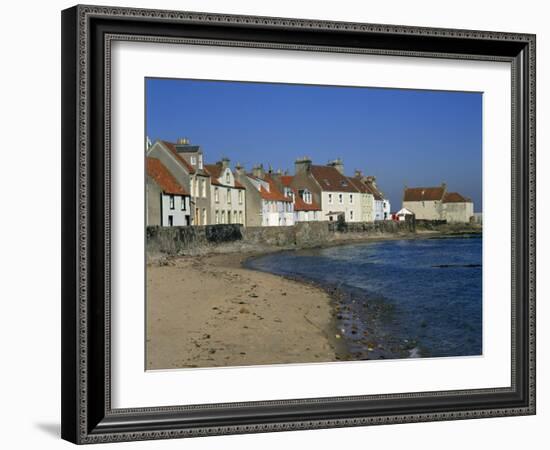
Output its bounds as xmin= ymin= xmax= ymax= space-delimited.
xmin=301 ymin=189 xmax=312 ymax=204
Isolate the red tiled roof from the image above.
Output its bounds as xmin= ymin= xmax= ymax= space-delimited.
xmin=204 ymin=163 xmax=222 ymax=179
xmin=347 ymin=177 xmax=370 ymax=194
xmin=280 ymin=175 xmax=293 ymax=187
xmin=363 ymin=180 xmax=384 ymax=201
xmin=403 ymin=186 xmax=445 ymax=202
xmin=259 ymin=175 xmax=292 ymax=202
xmin=146 ymin=158 xmax=188 ymax=196
xmin=443 ymin=192 xmax=471 ymax=203
xmin=292 ymin=188 xmax=321 ymax=211
xmin=310 ymin=165 xmax=358 ymax=193
xmin=161 ymin=141 xmax=196 ymax=174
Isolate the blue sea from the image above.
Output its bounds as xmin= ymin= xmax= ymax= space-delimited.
xmin=245 ymin=236 xmax=482 ymax=360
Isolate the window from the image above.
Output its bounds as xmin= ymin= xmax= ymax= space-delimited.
xmin=169 ymin=195 xmax=175 ymax=209
xmin=338 ymin=194 xmax=343 ymax=204
xmin=202 ymin=208 xmax=207 ymax=224
xmin=181 ymin=196 xmax=186 ymax=211
xmin=215 ymin=210 xmax=219 ymax=224
xmin=350 ymin=194 xmax=354 ymax=204
xmin=225 ymin=171 xmax=230 ymax=184
xmin=190 ymin=156 xmax=197 ymax=166
xmin=221 ymin=211 xmax=226 ymax=224
xmin=201 ymin=179 xmax=206 ymax=197
xmin=328 ymin=193 xmax=333 ymax=204
xmin=227 ymin=188 xmax=232 ymax=204
xmin=167 ymin=215 xmax=173 ymax=226
xmin=239 ymin=211 xmax=243 ymax=224
xmin=228 ymin=211 xmax=232 ymax=223
xmin=214 ymin=187 xmax=219 ymax=203
xmin=350 ymin=210 xmax=354 ymax=220
xmin=238 ymin=190 xmax=243 ymax=204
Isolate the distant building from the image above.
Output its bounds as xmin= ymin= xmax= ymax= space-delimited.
xmin=146 ymin=157 xmax=191 ymax=226
xmin=205 ymin=159 xmax=246 ymax=225
xmin=147 ymin=139 xmax=211 ymax=225
xmin=402 ymin=183 xmax=474 ymax=223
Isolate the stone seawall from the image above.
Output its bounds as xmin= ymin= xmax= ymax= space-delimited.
xmin=147 ymin=220 xmax=415 ymax=257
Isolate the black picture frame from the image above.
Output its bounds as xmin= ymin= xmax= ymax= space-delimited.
xmin=61 ymin=4 xmax=536 ymax=444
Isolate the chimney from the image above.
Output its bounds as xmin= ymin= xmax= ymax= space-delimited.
xmin=328 ymin=158 xmax=344 ymax=175
xmin=177 ymin=137 xmax=190 ymax=145
xmin=366 ymin=175 xmax=377 ymax=187
xmin=252 ymin=163 xmax=265 ymax=179
xmin=442 ymin=182 xmax=447 ymax=191
xmin=354 ymin=169 xmax=363 ymax=178
xmin=295 ymin=156 xmax=312 ymax=175
xmin=219 ymin=157 xmax=230 ymax=170
xmin=234 ymin=162 xmax=245 ymax=176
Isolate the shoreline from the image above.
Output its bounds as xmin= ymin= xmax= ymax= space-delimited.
xmin=146 ymin=231 xmax=481 ymax=369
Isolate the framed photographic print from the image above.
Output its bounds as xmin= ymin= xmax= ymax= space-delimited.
xmin=61 ymin=4 xmax=536 ymax=444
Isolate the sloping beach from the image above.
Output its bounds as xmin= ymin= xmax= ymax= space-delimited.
xmin=146 ymin=253 xmax=342 ymax=369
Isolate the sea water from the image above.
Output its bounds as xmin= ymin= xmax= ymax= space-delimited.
xmin=245 ymin=236 xmax=482 ymax=359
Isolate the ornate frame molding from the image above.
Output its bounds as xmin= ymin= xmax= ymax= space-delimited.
xmin=61 ymin=5 xmax=536 ymax=444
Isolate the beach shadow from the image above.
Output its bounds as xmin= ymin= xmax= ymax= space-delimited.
xmin=35 ymin=422 xmax=60 ymax=438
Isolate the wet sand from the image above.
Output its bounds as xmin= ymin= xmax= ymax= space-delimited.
xmin=146 ymin=253 xmax=345 ymax=370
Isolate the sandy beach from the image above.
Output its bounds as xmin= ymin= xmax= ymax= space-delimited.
xmin=146 ymin=253 xmax=342 ymax=370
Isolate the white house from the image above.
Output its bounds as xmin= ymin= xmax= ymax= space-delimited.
xmin=146 ymin=139 xmax=212 ymax=225
xmin=396 ymin=207 xmax=414 ymax=221
xmin=363 ymin=176 xmax=390 ymax=220
xmin=146 ymin=157 xmax=191 ymax=226
xmin=246 ymin=173 xmax=294 ymax=226
xmin=205 ymin=159 xmax=246 ymax=225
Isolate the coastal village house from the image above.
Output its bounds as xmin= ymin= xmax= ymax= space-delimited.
xmin=147 ymin=139 xmax=212 ymax=225
xmin=146 ymin=157 xmax=191 ymax=226
xmin=363 ymin=175 xmax=391 ymax=220
xmin=402 ymin=183 xmax=474 ymax=223
xmin=234 ymin=164 xmax=294 ymax=227
xmin=205 ymin=159 xmax=246 ymax=225
xmin=347 ymin=171 xmax=376 ymax=222
xmin=291 ymin=158 xmax=362 ymax=222
xmin=277 ymin=174 xmax=322 ymax=222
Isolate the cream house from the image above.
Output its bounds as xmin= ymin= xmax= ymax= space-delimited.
xmin=291 ymin=158 xmax=361 ymax=222
xmin=403 ymin=183 xmax=474 ymax=223
xmin=205 ymin=159 xmax=246 ymax=225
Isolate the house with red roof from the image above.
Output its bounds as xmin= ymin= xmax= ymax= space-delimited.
xmin=234 ymin=164 xmax=294 ymax=227
xmin=146 ymin=157 xmax=191 ymax=226
xmin=205 ymin=158 xmax=246 ymax=225
xmin=147 ymin=138 xmax=212 ymax=225
xmin=290 ymin=157 xmax=363 ymax=222
xmin=271 ymin=174 xmax=322 ymax=222
xmin=403 ymin=183 xmax=474 ymax=223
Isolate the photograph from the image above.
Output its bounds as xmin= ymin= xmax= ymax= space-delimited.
xmin=144 ymin=78 xmax=483 ymax=370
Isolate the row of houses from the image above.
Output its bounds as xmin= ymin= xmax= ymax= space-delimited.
xmin=145 ymin=138 xmax=391 ymax=227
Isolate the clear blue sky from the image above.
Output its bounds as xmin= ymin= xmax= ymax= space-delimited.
xmin=146 ymin=78 xmax=482 ymax=212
